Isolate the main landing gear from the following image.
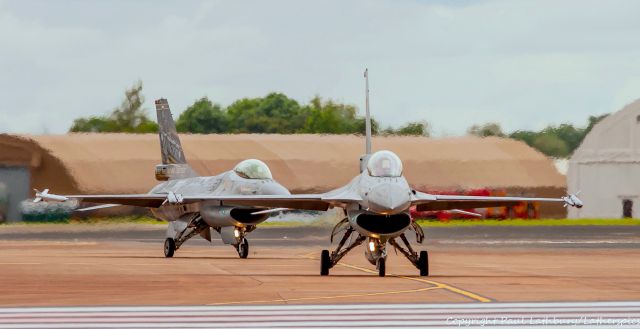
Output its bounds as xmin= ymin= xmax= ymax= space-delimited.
xmin=164 ymin=237 xmax=176 ymax=258
xmin=321 ymin=219 xmax=429 ymax=277
xmin=164 ymin=214 xmax=209 ymax=258
xmin=389 ymin=233 xmax=429 ymax=276
xmin=320 ymin=222 xmax=366 ymax=276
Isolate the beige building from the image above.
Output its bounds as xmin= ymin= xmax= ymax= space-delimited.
xmin=568 ymin=99 xmax=640 ymax=218
xmin=0 ymin=133 xmax=566 ymax=221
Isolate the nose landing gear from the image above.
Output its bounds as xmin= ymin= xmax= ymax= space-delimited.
xmin=377 ymin=257 xmax=386 ymax=277
xmin=236 ymin=237 xmax=249 ymax=259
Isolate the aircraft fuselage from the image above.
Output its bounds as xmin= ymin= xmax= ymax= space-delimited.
xmin=148 ymin=170 xmax=290 ymax=227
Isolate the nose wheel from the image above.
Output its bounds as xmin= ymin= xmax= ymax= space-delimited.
xmin=236 ymin=238 xmax=249 ymax=259
xmin=377 ymin=257 xmax=386 ymax=277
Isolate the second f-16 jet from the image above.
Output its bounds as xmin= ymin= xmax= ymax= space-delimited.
xmin=35 ymin=99 xmax=293 ymax=258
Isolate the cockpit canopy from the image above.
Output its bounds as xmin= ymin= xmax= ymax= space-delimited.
xmin=367 ymin=150 xmax=403 ymax=177
xmin=233 ymin=159 xmax=273 ymax=180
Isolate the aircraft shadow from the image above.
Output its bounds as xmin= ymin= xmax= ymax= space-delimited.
xmin=94 ymin=255 xmax=307 ymax=260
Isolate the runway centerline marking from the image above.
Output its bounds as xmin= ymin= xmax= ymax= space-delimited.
xmin=207 ymin=252 xmax=491 ymax=305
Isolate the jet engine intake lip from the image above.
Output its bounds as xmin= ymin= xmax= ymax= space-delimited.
xmin=355 ymin=213 xmax=411 ymax=235
xmin=230 ymin=208 xmax=269 ymax=224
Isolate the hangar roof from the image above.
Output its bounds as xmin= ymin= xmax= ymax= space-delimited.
xmin=571 ymin=99 xmax=640 ymax=164
xmin=0 ymin=133 xmax=565 ymax=194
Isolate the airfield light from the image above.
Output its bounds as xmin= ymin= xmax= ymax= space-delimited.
xmin=369 ymin=241 xmax=376 ymax=252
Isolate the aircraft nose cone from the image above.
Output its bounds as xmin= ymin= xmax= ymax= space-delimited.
xmin=260 ymin=182 xmax=291 ymax=196
xmin=367 ymin=183 xmax=411 ymax=214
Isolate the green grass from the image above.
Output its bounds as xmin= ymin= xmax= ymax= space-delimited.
xmin=1 ymin=216 xmax=165 ymax=225
xmin=415 ymin=218 xmax=640 ymax=227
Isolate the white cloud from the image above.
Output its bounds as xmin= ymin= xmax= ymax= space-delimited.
xmin=1 ymin=0 xmax=639 ymax=135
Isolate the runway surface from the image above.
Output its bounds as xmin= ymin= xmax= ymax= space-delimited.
xmin=0 ymin=224 xmax=639 ymax=312
xmin=1 ymin=302 xmax=640 ymax=328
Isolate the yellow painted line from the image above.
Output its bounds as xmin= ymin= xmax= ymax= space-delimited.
xmin=334 ymin=261 xmax=492 ymax=303
xmin=301 ymin=251 xmax=491 ymax=302
xmin=208 ymin=286 xmax=441 ymax=305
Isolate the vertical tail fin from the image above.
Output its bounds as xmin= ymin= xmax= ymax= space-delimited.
xmin=154 ymin=99 xmax=197 ymax=180
xmin=155 ymin=98 xmax=187 ymax=165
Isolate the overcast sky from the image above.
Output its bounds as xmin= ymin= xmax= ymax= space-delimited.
xmin=1 ymin=0 xmax=639 ymax=136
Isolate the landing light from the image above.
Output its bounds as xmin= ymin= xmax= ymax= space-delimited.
xmin=234 ymin=228 xmax=241 ymax=238
xmin=368 ymin=241 xmax=376 ymax=252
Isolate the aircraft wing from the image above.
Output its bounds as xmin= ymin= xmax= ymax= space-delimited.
xmin=411 ymin=191 xmax=583 ymax=211
xmin=33 ymin=190 xmax=356 ymax=211
xmin=35 ymin=191 xmax=170 ymax=208
xmin=182 ymin=194 xmax=333 ymax=211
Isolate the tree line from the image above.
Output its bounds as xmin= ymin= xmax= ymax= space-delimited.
xmin=70 ymin=81 xmax=607 ymax=158
xmin=466 ymin=115 xmax=607 ymax=158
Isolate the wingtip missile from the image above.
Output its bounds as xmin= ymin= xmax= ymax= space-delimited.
xmin=562 ymin=193 xmax=583 ymax=208
xmin=33 ymin=189 xmax=68 ymax=202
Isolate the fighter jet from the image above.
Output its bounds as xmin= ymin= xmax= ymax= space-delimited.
xmin=35 ymin=99 xmax=293 ymax=258
xmin=232 ymin=69 xmax=581 ymax=277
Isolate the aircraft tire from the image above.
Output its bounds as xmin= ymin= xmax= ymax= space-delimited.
xmin=418 ymin=250 xmax=429 ymax=276
xmin=320 ymin=250 xmax=330 ymax=276
xmin=164 ymin=238 xmax=175 ymax=258
xmin=237 ymin=238 xmax=249 ymax=259
xmin=378 ymin=257 xmax=386 ymax=277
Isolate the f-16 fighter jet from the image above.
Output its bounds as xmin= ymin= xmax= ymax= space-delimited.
xmin=34 ymin=99 xmax=292 ymax=259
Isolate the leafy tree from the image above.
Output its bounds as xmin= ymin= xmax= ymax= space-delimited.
xmin=532 ymin=132 xmax=569 ymax=158
xmin=352 ymin=116 xmax=380 ymax=135
xmin=69 ymin=81 xmax=158 ymax=133
xmin=394 ymin=121 xmax=430 ymax=136
xmin=176 ymin=97 xmax=227 ymax=133
xmin=302 ymin=96 xmax=375 ymax=134
xmin=584 ymin=113 xmax=609 ymax=135
xmin=509 ymin=114 xmax=609 ymax=158
xmin=509 ymin=130 xmax=537 ymax=146
xmin=69 ymin=116 xmax=119 ymax=133
xmin=226 ymin=93 xmax=305 ymax=133
xmin=467 ymin=122 xmax=505 ymax=137
xmin=545 ymin=124 xmax=583 ymax=153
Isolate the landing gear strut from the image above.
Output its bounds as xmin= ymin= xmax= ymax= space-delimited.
xmin=320 ymin=225 xmax=366 ymax=276
xmin=377 ymin=257 xmax=386 ymax=277
xmin=164 ymin=214 xmax=208 ymax=258
xmin=390 ymin=233 xmax=429 ymax=276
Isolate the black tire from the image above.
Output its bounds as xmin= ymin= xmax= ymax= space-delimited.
xmin=164 ymin=238 xmax=175 ymax=258
xmin=378 ymin=257 xmax=386 ymax=277
xmin=320 ymin=250 xmax=330 ymax=276
xmin=418 ymin=250 xmax=429 ymax=276
xmin=237 ymin=238 xmax=249 ymax=259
